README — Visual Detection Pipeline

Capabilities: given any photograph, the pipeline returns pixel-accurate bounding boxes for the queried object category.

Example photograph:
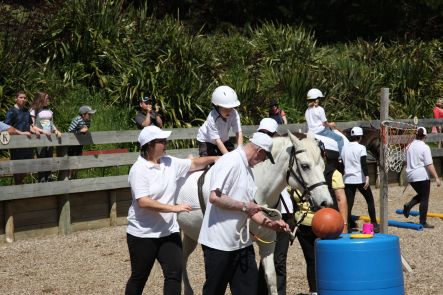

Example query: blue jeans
[317,128,344,154]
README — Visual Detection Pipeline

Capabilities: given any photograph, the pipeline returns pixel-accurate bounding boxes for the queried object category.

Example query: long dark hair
[31,92,49,113]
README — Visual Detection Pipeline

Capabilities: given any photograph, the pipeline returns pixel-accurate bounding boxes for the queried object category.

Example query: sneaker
[310,292,318,295]
[422,223,434,229]
[403,204,411,218]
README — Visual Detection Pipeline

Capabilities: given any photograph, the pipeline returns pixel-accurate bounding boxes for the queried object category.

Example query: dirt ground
[0,184,442,295]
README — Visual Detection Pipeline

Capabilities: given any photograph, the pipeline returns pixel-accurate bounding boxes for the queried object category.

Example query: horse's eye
[301,164,310,171]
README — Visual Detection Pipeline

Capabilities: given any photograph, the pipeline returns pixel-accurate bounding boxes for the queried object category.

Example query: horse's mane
[270,134,321,163]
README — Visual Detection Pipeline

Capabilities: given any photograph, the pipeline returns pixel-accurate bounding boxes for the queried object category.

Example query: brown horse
[341,126,380,162]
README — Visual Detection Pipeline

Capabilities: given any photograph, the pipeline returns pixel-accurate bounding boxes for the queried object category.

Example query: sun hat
[79,105,96,115]
[138,125,171,146]
[351,126,363,136]
[417,126,427,136]
[257,118,278,134]
[250,132,275,164]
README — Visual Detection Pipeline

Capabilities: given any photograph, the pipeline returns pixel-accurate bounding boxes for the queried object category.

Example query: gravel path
[0,184,442,295]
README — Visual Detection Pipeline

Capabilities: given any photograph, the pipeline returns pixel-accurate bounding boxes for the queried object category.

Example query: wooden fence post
[109,190,117,226]
[58,194,72,235]
[379,88,389,234]
[5,201,14,243]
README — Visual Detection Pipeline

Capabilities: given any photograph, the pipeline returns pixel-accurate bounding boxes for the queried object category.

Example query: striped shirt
[68,115,90,133]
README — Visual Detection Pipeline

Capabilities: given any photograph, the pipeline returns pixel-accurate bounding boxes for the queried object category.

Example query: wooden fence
[1,119,442,242]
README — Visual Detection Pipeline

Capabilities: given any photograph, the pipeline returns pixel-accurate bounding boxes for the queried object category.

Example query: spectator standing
[432,98,443,148]
[134,95,163,129]
[30,92,62,182]
[269,100,288,125]
[4,91,34,184]
[403,127,441,228]
[198,132,289,295]
[305,88,344,154]
[341,126,379,233]
[125,126,217,295]
[197,85,243,156]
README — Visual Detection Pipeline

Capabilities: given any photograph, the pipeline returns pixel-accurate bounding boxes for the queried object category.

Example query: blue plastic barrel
[315,234,404,295]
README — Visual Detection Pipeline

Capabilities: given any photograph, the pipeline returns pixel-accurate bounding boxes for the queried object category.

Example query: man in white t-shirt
[403,127,441,228]
[198,132,290,295]
[341,126,379,233]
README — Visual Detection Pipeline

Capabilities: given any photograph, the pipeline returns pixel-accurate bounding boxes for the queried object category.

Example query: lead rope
[239,206,283,244]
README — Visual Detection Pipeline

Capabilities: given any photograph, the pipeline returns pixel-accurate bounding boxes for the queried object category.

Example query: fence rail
[0,119,442,242]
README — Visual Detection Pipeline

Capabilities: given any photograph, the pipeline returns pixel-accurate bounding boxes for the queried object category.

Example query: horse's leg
[261,252,278,295]
[182,232,198,295]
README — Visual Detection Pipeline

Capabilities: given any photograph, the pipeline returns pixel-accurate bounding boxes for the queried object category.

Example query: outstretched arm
[427,164,441,187]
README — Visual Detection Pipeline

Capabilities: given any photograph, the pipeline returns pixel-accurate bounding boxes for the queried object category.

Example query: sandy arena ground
[0,184,442,295]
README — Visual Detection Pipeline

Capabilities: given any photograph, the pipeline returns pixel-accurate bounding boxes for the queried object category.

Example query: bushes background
[1,0,443,131]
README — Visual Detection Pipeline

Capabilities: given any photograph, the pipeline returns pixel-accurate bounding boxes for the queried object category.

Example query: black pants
[198,141,235,156]
[296,225,317,293]
[407,180,431,224]
[345,183,377,228]
[257,213,296,295]
[202,244,258,295]
[125,232,183,295]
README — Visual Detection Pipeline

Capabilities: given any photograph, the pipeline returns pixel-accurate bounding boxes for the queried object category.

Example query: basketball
[311,208,344,239]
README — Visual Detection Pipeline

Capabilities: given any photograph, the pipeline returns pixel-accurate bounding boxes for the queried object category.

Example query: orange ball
[311,208,344,239]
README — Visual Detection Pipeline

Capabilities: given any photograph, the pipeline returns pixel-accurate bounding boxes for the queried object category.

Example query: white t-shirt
[197,108,242,143]
[198,147,257,251]
[342,142,367,184]
[127,155,191,238]
[406,139,433,182]
[305,106,326,133]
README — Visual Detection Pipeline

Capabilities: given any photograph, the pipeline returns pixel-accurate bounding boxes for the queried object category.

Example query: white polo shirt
[197,108,242,143]
[406,139,433,182]
[305,106,326,133]
[198,147,257,251]
[127,155,191,238]
[342,142,367,184]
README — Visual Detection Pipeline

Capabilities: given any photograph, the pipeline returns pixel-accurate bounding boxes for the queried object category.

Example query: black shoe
[403,204,410,218]
[372,223,380,233]
[421,223,434,229]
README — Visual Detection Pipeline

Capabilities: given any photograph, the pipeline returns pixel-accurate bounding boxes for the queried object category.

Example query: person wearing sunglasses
[125,126,218,295]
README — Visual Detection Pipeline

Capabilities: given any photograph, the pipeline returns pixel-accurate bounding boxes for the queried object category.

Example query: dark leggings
[296,225,317,293]
[407,180,431,224]
[198,141,235,156]
[125,232,183,295]
[345,183,377,227]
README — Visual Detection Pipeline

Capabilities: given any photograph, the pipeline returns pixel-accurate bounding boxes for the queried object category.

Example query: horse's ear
[288,131,301,147]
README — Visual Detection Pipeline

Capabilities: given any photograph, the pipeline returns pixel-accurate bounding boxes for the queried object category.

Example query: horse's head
[286,132,334,210]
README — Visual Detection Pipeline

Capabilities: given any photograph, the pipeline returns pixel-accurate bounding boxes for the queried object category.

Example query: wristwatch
[241,202,247,212]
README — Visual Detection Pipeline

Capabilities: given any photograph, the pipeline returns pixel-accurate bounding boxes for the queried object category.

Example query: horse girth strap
[197,168,210,214]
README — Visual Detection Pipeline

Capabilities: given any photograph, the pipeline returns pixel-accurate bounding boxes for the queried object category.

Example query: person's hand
[329,122,336,129]
[436,178,441,187]
[269,219,290,232]
[54,130,62,138]
[43,130,52,136]
[173,204,192,213]
[80,126,88,133]
[18,131,32,138]
[244,202,261,217]
[363,176,370,190]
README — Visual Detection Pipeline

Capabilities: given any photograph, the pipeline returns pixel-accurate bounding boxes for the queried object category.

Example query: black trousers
[202,244,258,295]
[407,180,431,224]
[345,183,377,228]
[257,213,296,295]
[296,225,317,293]
[125,232,183,295]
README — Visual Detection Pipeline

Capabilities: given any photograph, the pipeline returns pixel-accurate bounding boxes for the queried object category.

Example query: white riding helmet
[351,126,363,136]
[211,86,240,108]
[307,88,324,100]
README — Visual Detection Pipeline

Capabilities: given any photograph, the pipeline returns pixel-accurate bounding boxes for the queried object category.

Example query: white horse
[176,132,333,295]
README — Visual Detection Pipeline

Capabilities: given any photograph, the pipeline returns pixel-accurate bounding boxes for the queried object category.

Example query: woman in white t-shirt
[305,88,344,154]
[197,85,243,156]
[403,127,441,228]
[125,126,218,295]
